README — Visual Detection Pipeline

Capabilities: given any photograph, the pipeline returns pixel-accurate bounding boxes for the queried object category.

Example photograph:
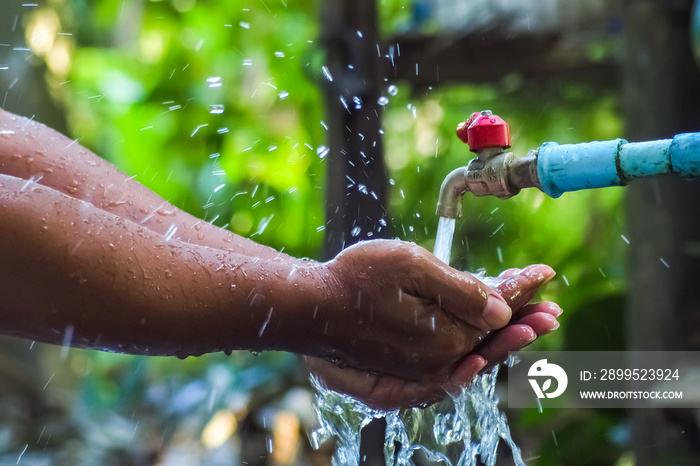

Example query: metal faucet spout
[436,166,470,219]
[435,151,541,219]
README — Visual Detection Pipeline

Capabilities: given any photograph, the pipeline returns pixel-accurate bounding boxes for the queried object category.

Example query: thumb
[419,259,512,331]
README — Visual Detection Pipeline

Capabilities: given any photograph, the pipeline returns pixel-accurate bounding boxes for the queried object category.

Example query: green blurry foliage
[22,0,630,463]
[65,0,326,258]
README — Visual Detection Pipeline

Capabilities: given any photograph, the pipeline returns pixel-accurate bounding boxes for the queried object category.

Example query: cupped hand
[307,256,559,411]
[317,239,513,382]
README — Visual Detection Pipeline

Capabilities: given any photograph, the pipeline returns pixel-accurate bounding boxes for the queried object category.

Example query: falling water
[311,217,525,465]
[434,216,456,264]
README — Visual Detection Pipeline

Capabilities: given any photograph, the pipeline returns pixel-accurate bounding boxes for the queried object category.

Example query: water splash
[311,365,524,465]
[312,215,525,465]
[322,65,333,82]
[206,76,222,88]
[316,145,329,159]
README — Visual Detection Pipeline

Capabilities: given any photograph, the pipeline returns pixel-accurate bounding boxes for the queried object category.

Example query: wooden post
[624,0,700,463]
[0,2,68,134]
[319,1,389,463]
[319,0,389,260]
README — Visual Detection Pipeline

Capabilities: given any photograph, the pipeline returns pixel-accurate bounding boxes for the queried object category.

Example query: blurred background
[1,0,699,464]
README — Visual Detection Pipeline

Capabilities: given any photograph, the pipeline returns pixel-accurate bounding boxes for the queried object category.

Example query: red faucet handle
[456,110,511,153]
[456,119,471,144]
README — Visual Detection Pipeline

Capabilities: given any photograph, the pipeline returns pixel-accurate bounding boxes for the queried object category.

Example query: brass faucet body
[436,148,541,219]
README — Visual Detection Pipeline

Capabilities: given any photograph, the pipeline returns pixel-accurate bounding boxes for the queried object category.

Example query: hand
[306,262,559,411]
[316,239,513,382]
[474,267,561,372]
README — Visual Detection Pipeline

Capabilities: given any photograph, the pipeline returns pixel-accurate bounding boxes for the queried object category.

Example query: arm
[0,172,329,357]
[0,108,560,407]
[0,174,514,376]
[0,108,289,261]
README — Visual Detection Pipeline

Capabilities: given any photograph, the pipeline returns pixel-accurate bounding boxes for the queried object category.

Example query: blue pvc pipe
[537,132,700,198]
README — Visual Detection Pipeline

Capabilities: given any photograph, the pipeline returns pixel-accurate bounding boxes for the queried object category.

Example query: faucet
[437,110,700,219]
[436,111,540,218]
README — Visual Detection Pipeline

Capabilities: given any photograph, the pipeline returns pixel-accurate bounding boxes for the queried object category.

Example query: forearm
[0,108,296,263]
[0,173,332,357]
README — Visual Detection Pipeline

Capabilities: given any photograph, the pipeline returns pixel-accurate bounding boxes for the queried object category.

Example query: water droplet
[351,226,361,237]
[388,84,398,96]
[61,324,74,359]
[321,65,333,82]
[278,90,289,100]
[209,104,225,115]
[66,179,80,193]
[377,96,389,106]
[206,76,222,88]
[164,225,178,242]
[316,145,329,159]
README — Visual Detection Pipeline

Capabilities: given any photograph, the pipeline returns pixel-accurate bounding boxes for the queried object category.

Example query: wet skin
[0,108,560,409]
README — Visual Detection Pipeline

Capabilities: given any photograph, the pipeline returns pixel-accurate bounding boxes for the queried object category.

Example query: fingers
[515,301,563,319]
[424,263,554,332]
[303,300,562,410]
[336,240,513,331]
[421,260,512,331]
[440,354,489,397]
[474,303,562,372]
[489,264,556,311]
[304,355,488,411]
[473,325,536,371]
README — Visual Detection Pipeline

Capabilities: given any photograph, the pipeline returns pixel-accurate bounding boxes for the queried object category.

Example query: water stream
[311,217,525,465]
[433,217,456,264]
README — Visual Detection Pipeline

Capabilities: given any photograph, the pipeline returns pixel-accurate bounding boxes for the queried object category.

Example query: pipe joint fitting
[436,150,540,218]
